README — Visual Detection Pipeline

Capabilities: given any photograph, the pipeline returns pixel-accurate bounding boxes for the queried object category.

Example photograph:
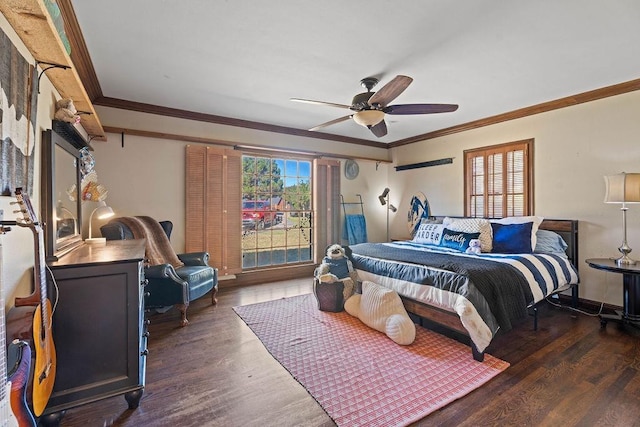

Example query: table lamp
[604,172,640,265]
[86,201,115,244]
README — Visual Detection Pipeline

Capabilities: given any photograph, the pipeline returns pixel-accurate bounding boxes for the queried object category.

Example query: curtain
[313,159,340,263]
[185,145,242,276]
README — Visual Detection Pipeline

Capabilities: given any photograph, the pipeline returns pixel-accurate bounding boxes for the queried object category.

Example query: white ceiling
[71,0,640,144]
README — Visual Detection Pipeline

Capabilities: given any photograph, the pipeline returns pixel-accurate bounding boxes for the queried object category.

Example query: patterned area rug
[233,294,509,427]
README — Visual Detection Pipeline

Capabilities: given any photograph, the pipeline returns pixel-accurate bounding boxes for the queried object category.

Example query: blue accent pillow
[439,228,480,252]
[534,229,569,257]
[491,222,534,253]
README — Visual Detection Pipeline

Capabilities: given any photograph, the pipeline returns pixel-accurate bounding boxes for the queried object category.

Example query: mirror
[42,128,83,261]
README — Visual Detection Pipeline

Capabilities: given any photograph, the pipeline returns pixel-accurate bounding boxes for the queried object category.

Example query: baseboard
[555,293,620,314]
[219,264,316,288]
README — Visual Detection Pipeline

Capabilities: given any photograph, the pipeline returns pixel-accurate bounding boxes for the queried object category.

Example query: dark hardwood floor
[57,279,640,427]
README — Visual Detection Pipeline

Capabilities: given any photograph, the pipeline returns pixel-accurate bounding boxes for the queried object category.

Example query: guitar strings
[45,264,60,315]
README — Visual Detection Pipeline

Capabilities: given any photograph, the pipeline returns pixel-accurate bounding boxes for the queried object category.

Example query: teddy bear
[344,281,416,345]
[314,244,358,301]
[465,239,482,255]
[54,98,81,124]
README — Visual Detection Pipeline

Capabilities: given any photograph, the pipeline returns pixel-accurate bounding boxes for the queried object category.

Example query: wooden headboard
[538,219,579,268]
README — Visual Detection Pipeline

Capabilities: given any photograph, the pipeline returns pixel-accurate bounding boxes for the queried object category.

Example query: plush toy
[344,281,416,345]
[314,244,358,301]
[54,98,81,124]
[466,239,482,255]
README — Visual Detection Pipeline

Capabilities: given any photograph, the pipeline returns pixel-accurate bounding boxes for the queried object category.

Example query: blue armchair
[101,217,218,326]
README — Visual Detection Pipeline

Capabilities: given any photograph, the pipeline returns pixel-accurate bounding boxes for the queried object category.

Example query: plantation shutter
[465,139,533,218]
[313,159,340,263]
[185,145,242,276]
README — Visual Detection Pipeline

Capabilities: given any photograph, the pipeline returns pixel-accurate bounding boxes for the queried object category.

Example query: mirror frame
[41,128,83,261]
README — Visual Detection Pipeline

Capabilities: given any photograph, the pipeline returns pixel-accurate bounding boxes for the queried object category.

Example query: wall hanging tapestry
[0,27,37,196]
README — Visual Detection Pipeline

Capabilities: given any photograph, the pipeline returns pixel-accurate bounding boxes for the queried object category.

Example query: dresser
[40,240,148,425]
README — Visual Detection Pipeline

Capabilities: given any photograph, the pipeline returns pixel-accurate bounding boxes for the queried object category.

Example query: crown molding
[390,77,640,148]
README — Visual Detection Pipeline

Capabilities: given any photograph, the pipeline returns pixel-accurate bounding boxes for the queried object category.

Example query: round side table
[585,258,640,330]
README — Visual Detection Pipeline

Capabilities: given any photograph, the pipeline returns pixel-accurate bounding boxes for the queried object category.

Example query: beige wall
[388,90,640,305]
[91,106,391,253]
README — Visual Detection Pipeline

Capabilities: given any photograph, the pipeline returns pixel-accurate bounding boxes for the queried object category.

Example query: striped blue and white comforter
[348,241,579,353]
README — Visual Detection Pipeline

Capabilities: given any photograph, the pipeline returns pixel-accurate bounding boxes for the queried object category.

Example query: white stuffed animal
[465,239,482,255]
[344,281,416,345]
[314,244,358,301]
[54,98,81,124]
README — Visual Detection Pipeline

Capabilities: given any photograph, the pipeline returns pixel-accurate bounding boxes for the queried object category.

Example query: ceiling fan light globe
[352,110,385,127]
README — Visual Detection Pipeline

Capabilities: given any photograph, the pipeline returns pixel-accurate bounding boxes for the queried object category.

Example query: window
[242,155,313,268]
[464,139,533,218]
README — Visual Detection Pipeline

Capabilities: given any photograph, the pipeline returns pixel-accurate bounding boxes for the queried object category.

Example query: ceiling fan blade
[367,75,413,108]
[309,115,352,131]
[369,120,387,138]
[290,98,351,109]
[383,103,459,115]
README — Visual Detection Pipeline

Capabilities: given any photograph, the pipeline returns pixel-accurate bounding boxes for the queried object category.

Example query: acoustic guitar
[1,232,36,425]
[12,188,57,417]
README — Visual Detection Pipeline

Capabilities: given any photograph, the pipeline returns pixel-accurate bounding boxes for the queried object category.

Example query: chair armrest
[145,264,186,284]
[177,252,210,266]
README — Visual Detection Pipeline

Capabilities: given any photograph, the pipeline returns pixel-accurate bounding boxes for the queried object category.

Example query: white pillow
[412,223,445,246]
[491,216,544,250]
[442,217,492,252]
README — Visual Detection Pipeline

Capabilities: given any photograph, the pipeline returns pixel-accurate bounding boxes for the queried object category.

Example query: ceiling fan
[291,75,458,138]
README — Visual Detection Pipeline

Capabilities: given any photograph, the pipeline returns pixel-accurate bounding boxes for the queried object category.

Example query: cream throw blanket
[117,216,184,268]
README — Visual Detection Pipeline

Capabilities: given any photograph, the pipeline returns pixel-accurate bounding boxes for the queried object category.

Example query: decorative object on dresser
[86,201,114,244]
[7,188,57,417]
[604,172,640,265]
[101,217,218,326]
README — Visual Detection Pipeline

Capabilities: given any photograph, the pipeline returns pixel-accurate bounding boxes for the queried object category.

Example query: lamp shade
[87,201,115,244]
[92,201,115,219]
[352,110,385,127]
[604,172,640,204]
[378,187,390,205]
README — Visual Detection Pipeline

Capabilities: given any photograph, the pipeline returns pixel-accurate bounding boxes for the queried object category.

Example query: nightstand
[585,258,640,331]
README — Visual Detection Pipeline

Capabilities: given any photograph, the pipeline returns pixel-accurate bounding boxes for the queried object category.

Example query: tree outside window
[242,155,312,268]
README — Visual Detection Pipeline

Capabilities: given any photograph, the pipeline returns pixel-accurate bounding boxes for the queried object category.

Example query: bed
[347,217,579,361]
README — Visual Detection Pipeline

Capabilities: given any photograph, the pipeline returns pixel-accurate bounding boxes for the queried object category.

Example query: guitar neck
[14,190,49,308]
